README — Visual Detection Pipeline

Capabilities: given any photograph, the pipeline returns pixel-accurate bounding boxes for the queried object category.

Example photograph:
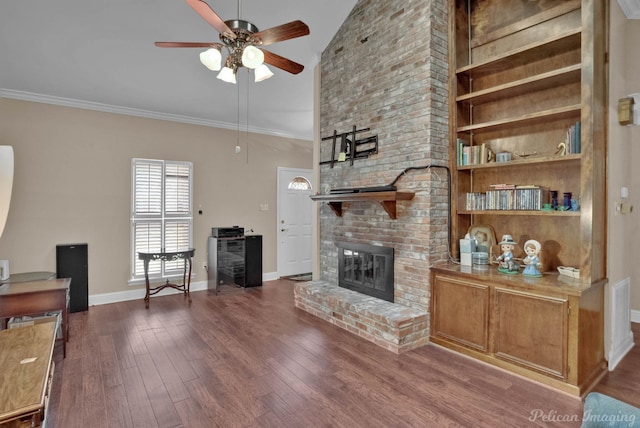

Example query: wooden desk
[0,278,70,358]
[138,249,194,309]
[0,322,56,427]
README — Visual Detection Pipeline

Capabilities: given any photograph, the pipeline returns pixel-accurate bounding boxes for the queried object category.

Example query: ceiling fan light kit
[254,64,274,82]
[241,45,264,69]
[217,64,237,84]
[199,47,222,71]
[156,0,310,84]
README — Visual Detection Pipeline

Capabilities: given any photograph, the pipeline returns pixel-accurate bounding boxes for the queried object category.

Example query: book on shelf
[465,185,549,211]
[457,139,490,166]
[457,138,468,166]
[565,121,581,154]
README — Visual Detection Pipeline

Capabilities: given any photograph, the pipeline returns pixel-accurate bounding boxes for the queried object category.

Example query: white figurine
[522,239,542,277]
[496,234,519,274]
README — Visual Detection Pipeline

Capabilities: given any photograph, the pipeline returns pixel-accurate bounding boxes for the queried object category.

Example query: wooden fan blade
[253,20,309,46]
[262,49,304,74]
[185,0,235,39]
[155,42,222,48]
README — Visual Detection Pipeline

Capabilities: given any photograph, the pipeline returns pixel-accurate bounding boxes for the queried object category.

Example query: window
[288,176,312,190]
[130,159,193,281]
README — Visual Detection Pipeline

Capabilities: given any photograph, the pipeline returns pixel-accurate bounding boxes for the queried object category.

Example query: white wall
[608,1,640,319]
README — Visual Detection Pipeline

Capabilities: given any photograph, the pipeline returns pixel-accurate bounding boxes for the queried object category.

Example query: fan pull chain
[246,76,250,164]
[235,82,241,154]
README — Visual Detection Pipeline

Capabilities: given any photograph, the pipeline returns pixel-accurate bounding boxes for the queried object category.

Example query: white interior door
[277,167,313,277]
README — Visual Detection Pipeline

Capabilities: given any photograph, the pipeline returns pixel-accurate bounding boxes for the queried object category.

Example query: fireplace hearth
[337,242,394,302]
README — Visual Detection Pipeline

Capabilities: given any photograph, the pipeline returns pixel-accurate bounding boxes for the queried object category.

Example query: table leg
[63,305,69,358]
[187,257,192,304]
[143,259,150,309]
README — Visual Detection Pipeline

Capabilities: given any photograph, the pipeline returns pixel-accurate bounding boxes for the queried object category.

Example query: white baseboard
[632,309,640,323]
[88,272,279,306]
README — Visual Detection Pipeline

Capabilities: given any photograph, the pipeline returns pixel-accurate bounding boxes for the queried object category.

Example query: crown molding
[0,88,308,140]
[618,0,640,19]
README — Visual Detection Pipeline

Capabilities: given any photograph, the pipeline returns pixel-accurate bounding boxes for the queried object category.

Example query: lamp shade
[241,46,264,69]
[254,64,274,82]
[199,48,222,71]
[0,146,14,240]
[217,66,237,84]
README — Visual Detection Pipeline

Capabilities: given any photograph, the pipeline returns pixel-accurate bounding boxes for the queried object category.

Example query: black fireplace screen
[337,242,394,302]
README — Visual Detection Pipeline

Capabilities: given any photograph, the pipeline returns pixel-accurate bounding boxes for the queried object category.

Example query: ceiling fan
[155,0,310,84]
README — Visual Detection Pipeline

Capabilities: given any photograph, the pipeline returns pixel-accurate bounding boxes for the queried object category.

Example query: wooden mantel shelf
[310,191,415,219]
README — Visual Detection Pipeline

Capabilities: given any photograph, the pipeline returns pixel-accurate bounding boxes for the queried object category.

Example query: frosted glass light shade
[241,46,264,69]
[217,66,237,84]
[199,48,222,71]
[0,146,14,239]
[254,64,274,82]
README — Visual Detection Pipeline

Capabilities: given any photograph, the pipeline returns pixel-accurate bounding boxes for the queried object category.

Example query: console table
[138,248,195,309]
[0,322,56,427]
[0,278,70,358]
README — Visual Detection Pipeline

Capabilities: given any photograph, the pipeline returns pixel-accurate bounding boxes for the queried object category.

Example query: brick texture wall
[319,0,449,313]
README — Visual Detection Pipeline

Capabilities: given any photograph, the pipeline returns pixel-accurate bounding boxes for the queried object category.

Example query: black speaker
[244,235,262,287]
[56,243,88,312]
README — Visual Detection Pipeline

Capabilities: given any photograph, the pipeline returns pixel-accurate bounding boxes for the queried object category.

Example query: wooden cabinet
[494,288,568,378]
[431,275,489,352]
[430,266,606,396]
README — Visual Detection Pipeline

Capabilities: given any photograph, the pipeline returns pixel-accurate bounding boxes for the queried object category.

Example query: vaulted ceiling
[0,0,357,140]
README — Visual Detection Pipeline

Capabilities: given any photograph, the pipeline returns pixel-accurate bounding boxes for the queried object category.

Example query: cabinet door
[431,275,489,351]
[494,288,568,378]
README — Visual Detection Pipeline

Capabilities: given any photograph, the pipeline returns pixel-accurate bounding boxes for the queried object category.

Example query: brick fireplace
[294,0,449,353]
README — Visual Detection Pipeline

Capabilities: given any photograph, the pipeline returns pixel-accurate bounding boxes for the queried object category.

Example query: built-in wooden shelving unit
[430,0,608,397]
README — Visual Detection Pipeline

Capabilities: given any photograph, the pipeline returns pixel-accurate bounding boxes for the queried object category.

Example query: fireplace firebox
[337,242,394,302]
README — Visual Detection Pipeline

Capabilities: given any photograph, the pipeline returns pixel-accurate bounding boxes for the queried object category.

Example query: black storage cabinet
[56,243,88,312]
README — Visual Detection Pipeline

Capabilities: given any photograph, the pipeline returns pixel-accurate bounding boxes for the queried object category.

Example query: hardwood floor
[46,279,637,428]
[592,322,640,408]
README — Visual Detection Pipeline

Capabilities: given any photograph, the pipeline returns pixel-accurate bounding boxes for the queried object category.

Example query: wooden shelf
[457,153,581,171]
[310,191,415,219]
[458,209,580,217]
[456,28,581,77]
[457,104,581,133]
[456,64,582,105]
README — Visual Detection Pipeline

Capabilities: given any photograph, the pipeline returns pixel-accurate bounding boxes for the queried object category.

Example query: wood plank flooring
[46,279,638,428]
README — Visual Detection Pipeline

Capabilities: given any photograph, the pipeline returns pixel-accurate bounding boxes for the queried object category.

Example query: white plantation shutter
[164,163,191,214]
[134,161,162,215]
[131,159,193,280]
[133,221,162,276]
